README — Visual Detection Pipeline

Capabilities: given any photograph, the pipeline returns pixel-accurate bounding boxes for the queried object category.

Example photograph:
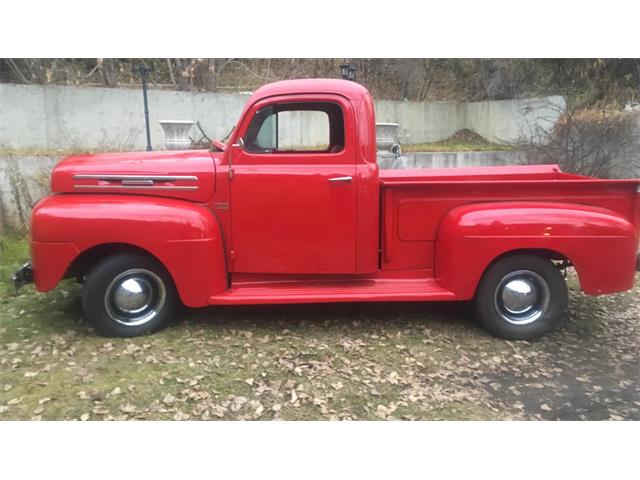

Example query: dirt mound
[443,129,490,144]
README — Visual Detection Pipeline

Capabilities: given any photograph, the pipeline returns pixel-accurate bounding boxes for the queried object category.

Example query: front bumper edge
[11,262,34,294]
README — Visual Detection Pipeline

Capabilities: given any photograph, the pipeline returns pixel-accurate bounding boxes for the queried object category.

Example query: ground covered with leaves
[1,237,638,420]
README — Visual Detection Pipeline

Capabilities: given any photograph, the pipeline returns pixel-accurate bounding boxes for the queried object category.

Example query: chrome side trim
[74,185,198,191]
[73,174,198,181]
[121,179,155,186]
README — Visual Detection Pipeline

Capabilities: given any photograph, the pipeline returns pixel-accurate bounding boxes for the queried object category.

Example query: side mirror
[232,137,245,149]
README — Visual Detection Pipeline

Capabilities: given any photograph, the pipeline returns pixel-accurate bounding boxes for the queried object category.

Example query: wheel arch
[67,242,171,279]
[475,248,570,296]
[461,248,572,300]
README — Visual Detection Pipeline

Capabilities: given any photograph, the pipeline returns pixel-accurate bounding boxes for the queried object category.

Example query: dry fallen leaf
[173,411,190,421]
[540,404,551,411]
[163,393,176,405]
[231,396,248,412]
[80,413,90,421]
[120,403,137,414]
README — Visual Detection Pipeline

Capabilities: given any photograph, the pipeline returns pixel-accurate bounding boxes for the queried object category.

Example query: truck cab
[18,79,640,340]
[221,80,379,275]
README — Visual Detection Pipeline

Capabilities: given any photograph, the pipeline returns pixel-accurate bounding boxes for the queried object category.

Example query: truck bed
[379,164,640,272]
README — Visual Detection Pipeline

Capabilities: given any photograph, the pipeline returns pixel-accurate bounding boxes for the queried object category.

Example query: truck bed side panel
[381,179,639,296]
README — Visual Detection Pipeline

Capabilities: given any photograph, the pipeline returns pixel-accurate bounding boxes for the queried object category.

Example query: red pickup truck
[14,79,640,340]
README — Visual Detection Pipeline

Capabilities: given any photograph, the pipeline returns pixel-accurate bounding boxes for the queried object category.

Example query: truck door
[229,96,357,274]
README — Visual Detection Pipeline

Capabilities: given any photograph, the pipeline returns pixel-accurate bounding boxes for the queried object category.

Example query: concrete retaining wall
[378,151,532,170]
[0,84,250,151]
[0,83,565,150]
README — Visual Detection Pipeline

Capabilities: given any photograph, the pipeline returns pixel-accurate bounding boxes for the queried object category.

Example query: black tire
[82,252,179,337]
[473,254,568,340]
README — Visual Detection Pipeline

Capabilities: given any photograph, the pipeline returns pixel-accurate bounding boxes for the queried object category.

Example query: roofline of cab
[247,79,371,104]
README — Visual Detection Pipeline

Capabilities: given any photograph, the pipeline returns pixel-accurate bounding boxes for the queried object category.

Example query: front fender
[31,194,227,307]
[435,201,638,299]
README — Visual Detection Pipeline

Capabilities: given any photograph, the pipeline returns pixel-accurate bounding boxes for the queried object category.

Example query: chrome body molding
[74,185,198,191]
[72,174,199,191]
[73,174,199,181]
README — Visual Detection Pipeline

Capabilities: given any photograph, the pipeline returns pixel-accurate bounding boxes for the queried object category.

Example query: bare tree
[99,58,119,87]
[418,59,436,101]
[517,104,640,178]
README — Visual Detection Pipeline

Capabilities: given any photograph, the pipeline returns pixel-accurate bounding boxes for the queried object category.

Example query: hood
[51,150,221,203]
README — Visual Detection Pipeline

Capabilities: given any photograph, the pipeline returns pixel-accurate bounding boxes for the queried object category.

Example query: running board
[208,277,456,305]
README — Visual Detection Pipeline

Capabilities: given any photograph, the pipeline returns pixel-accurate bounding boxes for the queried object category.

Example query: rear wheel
[82,253,179,337]
[473,254,568,340]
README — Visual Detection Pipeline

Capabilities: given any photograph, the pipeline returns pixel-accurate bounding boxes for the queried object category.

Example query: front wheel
[473,254,568,340]
[82,253,179,337]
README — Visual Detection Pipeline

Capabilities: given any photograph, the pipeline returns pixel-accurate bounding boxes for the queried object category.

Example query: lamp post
[133,64,153,151]
[339,63,356,82]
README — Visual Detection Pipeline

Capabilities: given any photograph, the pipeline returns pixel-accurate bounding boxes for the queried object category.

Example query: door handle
[328,176,353,182]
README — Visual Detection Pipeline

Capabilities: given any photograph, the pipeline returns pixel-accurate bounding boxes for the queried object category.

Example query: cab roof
[249,79,371,103]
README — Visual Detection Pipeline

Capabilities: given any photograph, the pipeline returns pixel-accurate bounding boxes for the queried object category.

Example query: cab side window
[244,102,345,154]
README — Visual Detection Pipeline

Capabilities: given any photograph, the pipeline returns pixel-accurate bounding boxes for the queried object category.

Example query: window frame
[235,94,354,164]
[244,101,344,154]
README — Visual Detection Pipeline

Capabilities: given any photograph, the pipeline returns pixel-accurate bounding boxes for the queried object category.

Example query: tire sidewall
[474,254,568,340]
[82,253,179,337]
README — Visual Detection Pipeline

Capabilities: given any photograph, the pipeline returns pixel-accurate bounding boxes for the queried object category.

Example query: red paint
[29,79,640,308]
[435,201,637,298]
[51,149,219,203]
[31,195,227,307]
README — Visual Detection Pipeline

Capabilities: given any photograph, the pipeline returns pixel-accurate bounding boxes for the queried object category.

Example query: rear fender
[435,202,638,299]
[31,194,227,307]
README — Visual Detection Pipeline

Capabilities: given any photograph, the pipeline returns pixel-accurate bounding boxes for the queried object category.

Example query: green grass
[0,237,30,296]
[1,236,639,420]
[402,140,513,153]
[0,147,101,157]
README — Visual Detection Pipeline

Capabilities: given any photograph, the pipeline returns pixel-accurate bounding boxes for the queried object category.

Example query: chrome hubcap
[104,269,166,326]
[494,270,550,325]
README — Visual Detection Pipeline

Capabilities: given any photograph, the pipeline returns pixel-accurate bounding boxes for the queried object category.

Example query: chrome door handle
[328,176,353,182]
